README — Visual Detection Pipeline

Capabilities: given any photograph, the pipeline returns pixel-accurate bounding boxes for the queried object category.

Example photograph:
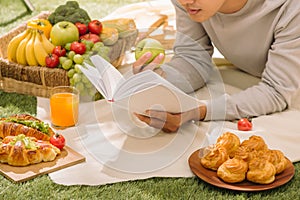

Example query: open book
[79,55,202,114]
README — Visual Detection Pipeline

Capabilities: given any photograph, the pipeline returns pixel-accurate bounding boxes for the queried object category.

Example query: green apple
[50,21,79,46]
[135,38,165,64]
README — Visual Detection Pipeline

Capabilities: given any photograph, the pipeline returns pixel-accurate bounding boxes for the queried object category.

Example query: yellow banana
[34,31,49,66]
[16,29,32,65]
[25,30,39,66]
[7,29,31,63]
[40,30,55,54]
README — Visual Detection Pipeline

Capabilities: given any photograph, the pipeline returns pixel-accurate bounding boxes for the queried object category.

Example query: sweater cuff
[201,94,228,121]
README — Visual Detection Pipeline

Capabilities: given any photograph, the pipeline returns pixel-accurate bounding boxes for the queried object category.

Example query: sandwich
[0,114,55,141]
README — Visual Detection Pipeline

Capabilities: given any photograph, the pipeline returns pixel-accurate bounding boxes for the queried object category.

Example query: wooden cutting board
[0,146,85,183]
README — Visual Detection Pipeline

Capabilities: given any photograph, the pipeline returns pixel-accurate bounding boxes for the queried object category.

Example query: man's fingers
[146,110,181,124]
[132,52,152,74]
[150,53,165,68]
[132,53,165,74]
[134,111,181,133]
[134,113,164,129]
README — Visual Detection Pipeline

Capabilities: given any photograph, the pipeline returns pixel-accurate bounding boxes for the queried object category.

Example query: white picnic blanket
[37,70,300,185]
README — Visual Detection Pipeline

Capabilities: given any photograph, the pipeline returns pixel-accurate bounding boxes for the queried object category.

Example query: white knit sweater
[161,0,300,120]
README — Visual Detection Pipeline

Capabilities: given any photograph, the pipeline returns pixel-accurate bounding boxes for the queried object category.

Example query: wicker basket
[0,11,138,98]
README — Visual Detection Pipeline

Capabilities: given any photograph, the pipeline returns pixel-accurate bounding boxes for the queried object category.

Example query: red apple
[52,46,66,57]
[45,54,59,68]
[70,41,86,55]
[80,33,101,43]
[88,20,102,34]
[75,22,88,36]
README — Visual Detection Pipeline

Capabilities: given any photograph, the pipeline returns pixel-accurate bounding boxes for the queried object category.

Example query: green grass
[0,0,300,199]
[0,0,145,36]
[0,91,36,118]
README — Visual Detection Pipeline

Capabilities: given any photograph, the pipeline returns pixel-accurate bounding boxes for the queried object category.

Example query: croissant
[240,135,268,152]
[217,158,248,183]
[247,157,276,184]
[262,149,288,174]
[0,114,55,141]
[0,134,60,166]
[216,132,240,158]
[9,113,41,121]
[200,146,229,171]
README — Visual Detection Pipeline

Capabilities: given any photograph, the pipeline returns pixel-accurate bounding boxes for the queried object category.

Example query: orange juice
[50,92,79,128]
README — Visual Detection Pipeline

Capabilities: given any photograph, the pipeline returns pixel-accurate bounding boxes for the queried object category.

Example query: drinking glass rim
[50,86,80,96]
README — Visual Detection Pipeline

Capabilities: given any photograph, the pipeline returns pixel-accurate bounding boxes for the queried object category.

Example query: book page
[90,55,125,100]
[113,70,202,114]
[113,70,161,99]
[79,63,109,99]
[114,83,202,114]
[80,55,125,100]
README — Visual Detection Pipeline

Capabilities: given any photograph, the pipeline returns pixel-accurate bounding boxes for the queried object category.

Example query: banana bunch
[7,28,55,66]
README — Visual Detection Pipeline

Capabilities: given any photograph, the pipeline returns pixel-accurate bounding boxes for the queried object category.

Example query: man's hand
[132,52,166,77]
[134,110,183,133]
[134,106,207,133]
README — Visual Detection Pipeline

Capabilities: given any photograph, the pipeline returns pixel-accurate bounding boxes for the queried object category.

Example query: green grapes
[59,41,112,101]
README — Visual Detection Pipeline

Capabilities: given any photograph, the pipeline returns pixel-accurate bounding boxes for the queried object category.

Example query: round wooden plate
[188,149,295,191]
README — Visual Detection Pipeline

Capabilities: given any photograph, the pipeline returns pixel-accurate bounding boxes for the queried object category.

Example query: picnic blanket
[36,74,300,185]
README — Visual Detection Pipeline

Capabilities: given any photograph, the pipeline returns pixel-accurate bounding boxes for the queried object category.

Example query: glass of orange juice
[50,86,79,129]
